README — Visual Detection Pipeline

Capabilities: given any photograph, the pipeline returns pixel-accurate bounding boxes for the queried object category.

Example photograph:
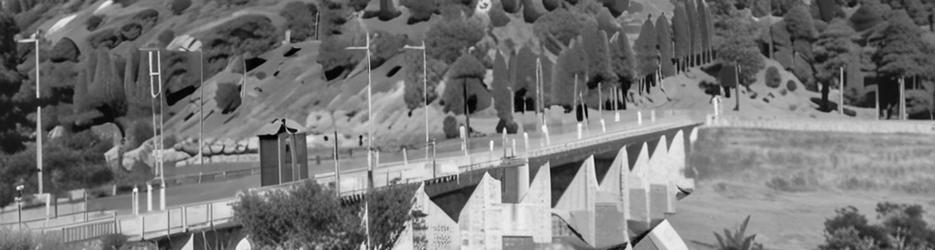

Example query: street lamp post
[402,41,429,164]
[346,33,373,249]
[16,32,42,195]
[176,43,205,172]
[15,185,24,230]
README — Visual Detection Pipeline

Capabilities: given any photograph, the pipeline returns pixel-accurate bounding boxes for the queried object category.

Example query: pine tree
[492,50,513,121]
[814,19,859,111]
[672,2,691,72]
[610,29,635,109]
[581,24,616,87]
[551,37,589,106]
[656,14,676,77]
[699,0,714,63]
[686,0,702,66]
[634,15,658,93]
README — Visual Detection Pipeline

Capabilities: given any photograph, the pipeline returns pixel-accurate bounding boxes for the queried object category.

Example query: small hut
[257,118,308,186]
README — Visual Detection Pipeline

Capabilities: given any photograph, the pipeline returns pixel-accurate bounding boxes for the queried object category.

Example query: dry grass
[689,128,935,194]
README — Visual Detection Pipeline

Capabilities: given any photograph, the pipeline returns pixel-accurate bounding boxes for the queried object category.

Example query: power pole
[16,32,42,195]
[345,33,373,249]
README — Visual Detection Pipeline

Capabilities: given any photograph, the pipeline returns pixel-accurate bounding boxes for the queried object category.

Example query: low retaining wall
[707,116,935,134]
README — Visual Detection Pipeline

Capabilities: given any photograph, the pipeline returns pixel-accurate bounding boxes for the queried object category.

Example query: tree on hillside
[602,0,629,17]
[511,46,538,110]
[502,0,521,13]
[873,10,935,116]
[281,1,319,42]
[522,0,548,23]
[850,0,892,31]
[403,54,446,111]
[656,14,676,77]
[814,19,859,111]
[400,0,438,24]
[581,24,616,88]
[551,37,589,107]
[686,0,703,66]
[425,16,485,64]
[492,50,513,121]
[442,53,491,132]
[673,2,691,72]
[596,8,620,35]
[881,0,930,26]
[716,8,764,111]
[533,8,596,54]
[317,35,363,81]
[784,4,818,89]
[0,10,29,153]
[697,0,713,64]
[610,29,635,109]
[634,16,658,94]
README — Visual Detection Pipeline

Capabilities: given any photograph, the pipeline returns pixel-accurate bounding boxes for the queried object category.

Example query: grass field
[670,127,935,250]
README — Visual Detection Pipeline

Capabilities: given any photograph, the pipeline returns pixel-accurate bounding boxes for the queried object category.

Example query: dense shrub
[400,0,438,24]
[317,35,362,81]
[319,0,352,38]
[132,9,160,30]
[442,54,491,115]
[489,1,511,27]
[786,80,797,92]
[533,8,595,54]
[157,29,175,47]
[819,203,935,250]
[200,15,280,76]
[0,228,66,250]
[49,37,80,63]
[119,22,143,41]
[0,130,114,207]
[443,115,459,138]
[521,0,546,23]
[217,0,250,7]
[86,15,104,31]
[168,0,191,15]
[281,1,319,42]
[502,0,520,13]
[495,119,519,134]
[425,16,485,64]
[712,216,765,250]
[215,82,242,114]
[370,31,407,69]
[403,55,445,111]
[233,181,415,248]
[87,28,121,49]
[765,66,781,88]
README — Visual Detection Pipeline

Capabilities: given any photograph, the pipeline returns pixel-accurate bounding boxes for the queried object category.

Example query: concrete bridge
[17,111,704,248]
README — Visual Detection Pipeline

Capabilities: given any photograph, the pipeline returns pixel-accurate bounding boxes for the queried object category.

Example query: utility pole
[402,41,429,163]
[734,64,741,111]
[899,77,906,120]
[345,33,373,249]
[16,31,42,195]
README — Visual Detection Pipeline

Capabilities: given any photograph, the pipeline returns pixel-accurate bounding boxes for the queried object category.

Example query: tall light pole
[346,33,373,249]
[175,41,205,171]
[16,31,41,195]
[402,41,429,163]
[139,47,165,210]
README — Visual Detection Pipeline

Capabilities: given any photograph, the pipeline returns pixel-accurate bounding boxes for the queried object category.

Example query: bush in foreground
[713,215,765,250]
[820,203,935,250]
[0,228,66,250]
[233,181,416,249]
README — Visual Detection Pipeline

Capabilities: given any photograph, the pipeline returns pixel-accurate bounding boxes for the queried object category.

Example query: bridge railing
[37,109,704,243]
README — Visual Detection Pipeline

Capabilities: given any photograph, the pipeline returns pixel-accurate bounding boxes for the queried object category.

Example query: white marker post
[651,110,656,123]
[159,181,166,211]
[523,132,529,156]
[146,183,153,212]
[542,124,551,146]
[132,186,139,215]
[637,111,643,125]
[577,122,583,140]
